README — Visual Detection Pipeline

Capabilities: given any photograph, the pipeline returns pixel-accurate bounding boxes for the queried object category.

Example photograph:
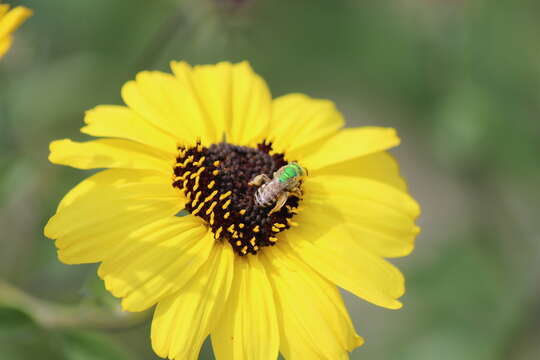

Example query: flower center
[172,141,302,256]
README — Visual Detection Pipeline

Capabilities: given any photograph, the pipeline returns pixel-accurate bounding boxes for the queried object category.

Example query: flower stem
[0,279,150,330]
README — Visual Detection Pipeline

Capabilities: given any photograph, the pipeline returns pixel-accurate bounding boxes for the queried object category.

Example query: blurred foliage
[1,0,539,359]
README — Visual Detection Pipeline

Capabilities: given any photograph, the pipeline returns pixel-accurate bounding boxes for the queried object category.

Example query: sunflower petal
[285,187,407,310]
[45,169,184,265]
[81,105,177,154]
[228,62,272,145]
[98,219,214,312]
[313,151,407,191]
[212,256,279,360]
[0,5,9,17]
[269,94,344,158]
[285,224,405,309]
[304,175,420,257]
[0,35,13,58]
[262,246,363,360]
[151,241,234,360]
[0,6,32,39]
[121,71,214,144]
[170,61,229,144]
[301,127,400,171]
[170,61,273,146]
[49,138,172,174]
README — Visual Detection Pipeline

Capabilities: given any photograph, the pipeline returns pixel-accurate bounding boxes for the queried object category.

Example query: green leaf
[0,305,35,329]
[0,306,65,360]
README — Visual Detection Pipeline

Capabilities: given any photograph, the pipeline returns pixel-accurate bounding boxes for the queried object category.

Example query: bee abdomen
[254,187,276,207]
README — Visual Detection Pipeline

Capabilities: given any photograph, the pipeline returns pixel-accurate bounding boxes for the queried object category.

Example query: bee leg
[268,192,289,215]
[249,174,271,187]
[290,187,303,199]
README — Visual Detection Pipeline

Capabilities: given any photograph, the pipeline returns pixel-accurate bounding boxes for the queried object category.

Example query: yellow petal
[121,70,213,145]
[304,175,420,257]
[0,35,13,58]
[98,219,214,312]
[286,231,404,309]
[151,241,234,360]
[0,6,32,40]
[301,127,400,171]
[262,246,363,360]
[227,62,272,145]
[81,105,177,154]
[49,138,172,174]
[45,169,183,264]
[269,94,344,158]
[170,61,229,144]
[0,5,9,18]
[284,202,405,309]
[313,151,407,191]
[212,256,279,360]
[170,61,272,146]
[305,175,420,219]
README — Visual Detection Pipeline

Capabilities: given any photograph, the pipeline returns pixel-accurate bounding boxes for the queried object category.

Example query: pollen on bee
[253,225,260,233]
[212,169,219,176]
[213,160,220,167]
[239,209,247,215]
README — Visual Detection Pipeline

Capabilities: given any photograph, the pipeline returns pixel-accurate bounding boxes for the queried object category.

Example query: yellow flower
[0,4,32,59]
[45,61,421,359]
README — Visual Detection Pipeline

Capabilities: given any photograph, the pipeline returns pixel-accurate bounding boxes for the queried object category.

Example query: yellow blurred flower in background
[0,4,32,58]
[45,61,420,359]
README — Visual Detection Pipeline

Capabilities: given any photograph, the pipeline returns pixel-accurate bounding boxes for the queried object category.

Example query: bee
[248,162,306,215]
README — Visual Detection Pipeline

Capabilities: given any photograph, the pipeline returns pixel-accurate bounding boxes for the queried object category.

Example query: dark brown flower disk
[172,141,301,256]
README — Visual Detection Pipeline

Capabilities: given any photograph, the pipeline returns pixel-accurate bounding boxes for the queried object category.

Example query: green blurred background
[1,0,539,359]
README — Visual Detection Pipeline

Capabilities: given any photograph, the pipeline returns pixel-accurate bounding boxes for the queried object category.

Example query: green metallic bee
[249,162,306,215]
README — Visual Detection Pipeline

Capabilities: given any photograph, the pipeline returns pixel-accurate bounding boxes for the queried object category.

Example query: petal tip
[43,216,56,239]
[387,299,403,310]
[48,139,71,163]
